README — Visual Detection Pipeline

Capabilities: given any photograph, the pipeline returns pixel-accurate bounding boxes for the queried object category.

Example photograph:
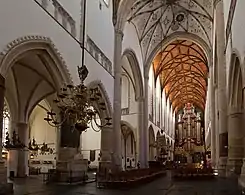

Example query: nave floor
[13,171,242,195]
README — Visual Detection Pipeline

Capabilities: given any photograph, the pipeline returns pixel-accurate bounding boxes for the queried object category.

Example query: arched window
[121,74,130,109]
[2,103,10,144]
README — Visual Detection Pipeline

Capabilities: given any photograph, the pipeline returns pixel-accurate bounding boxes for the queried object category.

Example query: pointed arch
[0,35,72,87]
[122,49,144,101]
[228,52,243,111]
[87,80,112,118]
[148,125,155,160]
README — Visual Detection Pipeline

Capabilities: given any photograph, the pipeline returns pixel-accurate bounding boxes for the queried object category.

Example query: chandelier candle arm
[44,66,112,133]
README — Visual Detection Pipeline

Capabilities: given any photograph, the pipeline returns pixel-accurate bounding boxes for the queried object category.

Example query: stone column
[57,121,87,182]
[0,75,4,161]
[99,126,113,173]
[240,89,245,182]
[137,98,144,164]
[0,75,6,182]
[215,0,228,176]
[210,68,217,168]
[16,122,28,177]
[227,109,243,175]
[139,74,149,168]
[112,29,123,171]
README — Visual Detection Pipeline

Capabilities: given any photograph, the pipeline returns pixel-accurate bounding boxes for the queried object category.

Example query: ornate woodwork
[175,103,204,156]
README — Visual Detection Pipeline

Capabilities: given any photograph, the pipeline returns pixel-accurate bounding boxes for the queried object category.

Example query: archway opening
[151,39,208,165]
[28,100,56,175]
[121,123,136,170]
[79,82,112,171]
[1,39,71,178]
[148,126,155,161]
[227,55,244,175]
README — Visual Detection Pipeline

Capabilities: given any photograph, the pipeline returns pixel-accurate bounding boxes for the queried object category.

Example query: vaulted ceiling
[153,39,208,112]
[127,0,213,62]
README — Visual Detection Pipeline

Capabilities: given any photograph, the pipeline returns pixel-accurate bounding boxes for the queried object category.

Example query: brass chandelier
[44,65,112,133]
[44,0,111,132]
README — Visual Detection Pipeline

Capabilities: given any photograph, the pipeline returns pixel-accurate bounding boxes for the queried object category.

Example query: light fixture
[4,131,25,150]
[30,153,34,159]
[44,66,112,132]
[43,0,111,133]
[28,138,39,151]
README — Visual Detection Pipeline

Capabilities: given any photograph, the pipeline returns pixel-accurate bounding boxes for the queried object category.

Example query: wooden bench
[97,168,166,189]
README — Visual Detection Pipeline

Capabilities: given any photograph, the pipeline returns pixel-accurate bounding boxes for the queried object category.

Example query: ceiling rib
[153,40,208,112]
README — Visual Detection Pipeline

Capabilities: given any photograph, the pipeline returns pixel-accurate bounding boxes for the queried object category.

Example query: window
[2,103,10,144]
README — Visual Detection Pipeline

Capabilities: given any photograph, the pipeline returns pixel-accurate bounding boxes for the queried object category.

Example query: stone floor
[12,171,242,195]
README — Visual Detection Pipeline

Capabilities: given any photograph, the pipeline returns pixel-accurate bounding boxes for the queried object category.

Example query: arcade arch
[0,36,72,177]
[148,125,155,161]
[121,121,136,170]
[121,49,144,165]
[227,54,244,175]
[81,81,113,169]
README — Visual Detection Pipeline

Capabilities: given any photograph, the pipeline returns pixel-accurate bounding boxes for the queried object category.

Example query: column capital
[228,107,244,116]
[214,0,222,8]
[144,72,149,80]
[136,96,144,102]
[114,28,124,40]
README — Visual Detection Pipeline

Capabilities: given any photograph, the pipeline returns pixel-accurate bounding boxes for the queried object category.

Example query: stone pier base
[218,157,227,177]
[0,161,13,194]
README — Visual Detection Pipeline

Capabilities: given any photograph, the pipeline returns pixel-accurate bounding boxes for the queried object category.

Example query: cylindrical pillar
[215,0,228,175]
[0,75,6,183]
[0,75,5,161]
[210,67,217,168]
[17,122,28,177]
[227,111,244,175]
[140,74,149,168]
[137,98,144,164]
[99,126,113,173]
[112,29,123,171]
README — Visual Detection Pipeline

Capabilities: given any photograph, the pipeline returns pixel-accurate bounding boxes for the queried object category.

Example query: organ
[175,103,204,163]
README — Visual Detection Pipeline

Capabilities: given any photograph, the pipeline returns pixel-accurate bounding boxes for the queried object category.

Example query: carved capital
[115,28,124,40]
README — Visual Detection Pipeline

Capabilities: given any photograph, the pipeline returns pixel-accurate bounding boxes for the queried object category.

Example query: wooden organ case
[175,103,204,163]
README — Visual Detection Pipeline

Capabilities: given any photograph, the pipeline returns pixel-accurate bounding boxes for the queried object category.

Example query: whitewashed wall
[0,0,81,84]
[85,0,114,103]
[224,0,245,85]
[122,23,144,83]
[81,119,101,168]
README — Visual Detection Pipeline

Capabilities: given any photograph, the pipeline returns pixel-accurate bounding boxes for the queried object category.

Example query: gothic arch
[87,80,112,118]
[148,125,155,160]
[227,51,244,175]
[148,125,155,142]
[121,120,135,134]
[228,52,243,111]
[122,49,144,101]
[0,36,73,122]
[0,35,72,85]
[115,0,133,31]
